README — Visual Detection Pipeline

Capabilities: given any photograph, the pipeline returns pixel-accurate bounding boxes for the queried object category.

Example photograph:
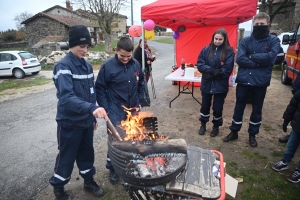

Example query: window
[0,53,13,62]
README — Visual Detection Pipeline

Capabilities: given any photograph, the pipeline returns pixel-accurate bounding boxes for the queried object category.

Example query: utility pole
[131,0,134,43]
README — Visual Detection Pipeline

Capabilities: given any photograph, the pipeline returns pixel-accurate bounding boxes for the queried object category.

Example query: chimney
[66,0,71,10]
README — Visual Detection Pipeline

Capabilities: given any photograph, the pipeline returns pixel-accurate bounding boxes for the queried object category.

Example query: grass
[91,40,119,52]
[0,76,52,93]
[224,149,300,200]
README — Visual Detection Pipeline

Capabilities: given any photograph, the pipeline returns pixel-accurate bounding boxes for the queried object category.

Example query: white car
[277,31,294,53]
[0,51,41,79]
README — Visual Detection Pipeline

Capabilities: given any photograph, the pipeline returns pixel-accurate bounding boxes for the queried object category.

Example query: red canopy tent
[141,0,258,69]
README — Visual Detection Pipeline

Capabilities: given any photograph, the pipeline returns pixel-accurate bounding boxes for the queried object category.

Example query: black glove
[202,73,213,80]
[282,120,289,132]
[211,68,222,78]
[292,90,296,95]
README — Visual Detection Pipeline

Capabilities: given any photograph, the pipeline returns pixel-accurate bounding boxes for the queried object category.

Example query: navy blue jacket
[95,54,145,126]
[236,34,280,87]
[292,70,300,94]
[283,90,300,133]
[53,52,96,128]
[197,45,234,94]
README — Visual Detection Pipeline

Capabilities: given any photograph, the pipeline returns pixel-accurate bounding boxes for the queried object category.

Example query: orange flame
[119,106,168,141]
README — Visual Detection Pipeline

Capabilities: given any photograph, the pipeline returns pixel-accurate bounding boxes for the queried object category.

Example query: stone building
[21,0,127,54]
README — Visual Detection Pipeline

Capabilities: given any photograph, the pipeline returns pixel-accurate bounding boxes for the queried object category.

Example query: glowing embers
[127,153,187,178]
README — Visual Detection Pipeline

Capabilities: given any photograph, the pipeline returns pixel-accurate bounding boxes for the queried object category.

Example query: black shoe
[249,135,257,147]
[84,178,104,197]
[223,131,238,142]
[109,170,119,184]
[210,126,219,137]
[53,187,71,200]
[279,135,290,143]
[199,123,206,135]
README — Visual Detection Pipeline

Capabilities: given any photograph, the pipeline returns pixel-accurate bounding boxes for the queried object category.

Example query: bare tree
[76,0,129,52]
[259,0,295,23]
[14,11,33,31]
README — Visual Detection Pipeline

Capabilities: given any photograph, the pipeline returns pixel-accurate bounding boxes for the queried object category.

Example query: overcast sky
[0,0,252,32]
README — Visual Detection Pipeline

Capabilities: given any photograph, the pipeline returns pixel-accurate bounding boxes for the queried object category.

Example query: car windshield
[18,52,36,59]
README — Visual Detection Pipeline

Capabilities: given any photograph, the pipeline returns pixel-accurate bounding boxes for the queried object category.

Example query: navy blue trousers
[199,92,227,126]
[49,124,96,187]
[230,84,267,135]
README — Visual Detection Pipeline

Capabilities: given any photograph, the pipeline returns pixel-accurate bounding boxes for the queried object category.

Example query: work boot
[109,170,119,184]
[223,131,238,142]
[53,187,71,200]
[279,134,290,143]
[199,123,206,135]
[84,177,104,197]
[210,126,219,137]
[249,135,257,147]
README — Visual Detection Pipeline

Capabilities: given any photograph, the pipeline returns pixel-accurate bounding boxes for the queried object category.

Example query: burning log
[111,138,187,156]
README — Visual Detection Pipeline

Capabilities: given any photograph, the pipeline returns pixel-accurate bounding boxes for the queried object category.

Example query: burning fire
[119,106,168,141]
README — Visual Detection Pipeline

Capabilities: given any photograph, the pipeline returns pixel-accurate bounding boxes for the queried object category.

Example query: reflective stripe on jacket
[53,52,96,128]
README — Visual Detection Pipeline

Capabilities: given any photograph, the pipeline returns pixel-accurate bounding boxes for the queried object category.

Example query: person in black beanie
[223,12,280,147]
[49,25,108,200]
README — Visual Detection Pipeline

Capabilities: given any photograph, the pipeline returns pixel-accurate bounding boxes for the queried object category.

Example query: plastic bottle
[181,57,185,70]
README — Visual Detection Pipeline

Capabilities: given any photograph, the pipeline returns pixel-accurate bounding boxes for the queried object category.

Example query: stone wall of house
[112,17,127,34]
[25,16,68,47]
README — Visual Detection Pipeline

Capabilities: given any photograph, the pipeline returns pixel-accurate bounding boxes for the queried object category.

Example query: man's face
[70,44,90,59]
[117,49,132,64]
[253,18,269,26]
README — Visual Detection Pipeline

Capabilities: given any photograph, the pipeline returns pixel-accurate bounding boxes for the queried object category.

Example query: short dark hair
[254,12,270,24]
[117,37,134,52]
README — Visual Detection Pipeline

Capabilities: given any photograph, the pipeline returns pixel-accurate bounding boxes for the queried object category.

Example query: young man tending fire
[95,37,145,184]
[50,25,108,200]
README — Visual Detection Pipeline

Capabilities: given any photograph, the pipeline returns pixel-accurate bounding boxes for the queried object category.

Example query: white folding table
[165,68,202,108]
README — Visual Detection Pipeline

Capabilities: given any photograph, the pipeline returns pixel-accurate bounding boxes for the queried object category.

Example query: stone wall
[0,41,28,49]
[293,0,300,28]
[25,16,68,47]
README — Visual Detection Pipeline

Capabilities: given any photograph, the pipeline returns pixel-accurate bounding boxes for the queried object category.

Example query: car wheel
[281,64,292,85]
[32,71,40,75]
[13,68,25,79]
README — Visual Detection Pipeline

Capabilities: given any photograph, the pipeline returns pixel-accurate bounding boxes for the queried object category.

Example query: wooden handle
[107,118,123,141]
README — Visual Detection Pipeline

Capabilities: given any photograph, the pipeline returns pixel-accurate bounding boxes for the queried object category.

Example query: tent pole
[174,38,176,67]
[141,20,145,71]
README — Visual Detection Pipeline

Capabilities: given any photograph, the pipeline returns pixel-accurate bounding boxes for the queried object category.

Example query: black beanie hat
[68,25,91,48]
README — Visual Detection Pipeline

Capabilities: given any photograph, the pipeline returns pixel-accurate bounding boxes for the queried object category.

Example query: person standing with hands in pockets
[196,28,234,137]
[49,25,108,200]
[223,12,280,147]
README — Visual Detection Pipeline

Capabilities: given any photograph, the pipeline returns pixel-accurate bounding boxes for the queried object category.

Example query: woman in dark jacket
[272,90,300,183]
[133,39,156,83]
[196,28,234,137]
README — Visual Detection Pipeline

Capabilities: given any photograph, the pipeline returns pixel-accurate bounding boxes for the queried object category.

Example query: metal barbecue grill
[107,117,225,200]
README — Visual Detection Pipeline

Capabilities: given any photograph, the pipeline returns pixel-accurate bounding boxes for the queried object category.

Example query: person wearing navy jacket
[49,25,108,200]
[196,28,234,137]
[223,12,280,147]
[95,37,145,185]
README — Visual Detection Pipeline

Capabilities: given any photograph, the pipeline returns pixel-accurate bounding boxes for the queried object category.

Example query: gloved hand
[202,73,213,80]
[292,90,296,95]
[282,120,289,132]
[211,68,222,78]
